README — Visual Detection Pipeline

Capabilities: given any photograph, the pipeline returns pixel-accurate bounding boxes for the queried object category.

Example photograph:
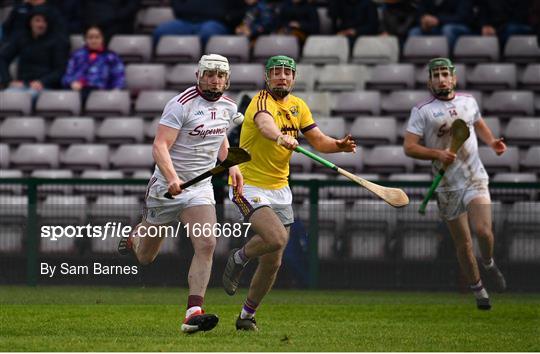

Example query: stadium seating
[109,144,154,171]
[492,172,538,201]
[365,64,415,91]
[85,90,131,117]
[108,35,153,63]
[11,144,60,170]
[97,117,145,144]
[0,91,32,117]
[467,63,517,91]
[482,117,501,140]
[69,34,84,52]
[381,90,429,119]
[295,92,332,116]
[155,35,201,63]
[48,117,95,144]
[134,90,177,117]
[351,35,399,64]
[76,170,124,196]
[503,117,540,146]
[503,35,540,64]
[317,200,347,259]
[0,144,9,169]
[60,144,110,171]
[205,35,250,63]
[321,173,380,201]
[316,64,369,91]
[453,36,500,63]
[228,64,265,91]
[253,35,300,62]
[145,117,160,141]
[31,169,74,195]
[363,145,414,174]
[166,64,198,91]
[0,169,23,195]
[289,150,313,173]
[135,6,175,33]
[483,91,534,117]
[294,64,317,91]
[88,195,140,225]
[521,146,540,173]
[331,91,381,117]
[403,36,449,64]
[0,117,46,143]
[505,201,540,262]
[311,149,364,175]
[125,64,166,93]
[519,64,540,91]
[0,195,27,223]
[35,91,81,117]
[350,117,397,145]
[301,35,349,64]
[313,117,346,140]
[478,146,519,173]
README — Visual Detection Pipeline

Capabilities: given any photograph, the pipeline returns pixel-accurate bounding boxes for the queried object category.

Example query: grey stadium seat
[134,90,177,117]
[0,169,23,195]
[0,195,27,224]
[312,117,346,140]
[316,64,369,91]
[492,172,538,201]
[505,202,540,262]
[402,36,449,64]
[331,91,381,117]
[294,64,317,91]
[0,117,45,143]
[381,90,429,119]
[253,35,299,62]
[166,64,198,91]
[108,35,152,63]
[110,144,154,171]
[77,170,125,196]
[48,117,95,144]
[493,172,537,183]
[521,146,540,173]
[0,144,9,169]
[317,200,347,259]
[70,34,84,52]
[350,117,397,145]
[205,35,250,63]
[126,64,166,93]
[453,36,499,63]
[483,91,534,117]
[229,64,265,91]
[363,145,414,174]
[536,94,540,114]
[482,117,500,140]
[35,90,81,117]
[88,195,141,229]
[60,144,110,171]
[11,144,60,170]
[503,35,540,64]
[295,92,332,116]
[302,35,349,64]
[0,91,32,116]
[415,63,466,89]
[324,173,381,201]
[467,63,517,91]
[365,64,415,91]
[97,117,145,144]
[289,149,313,173]
[84,90,131,117]
[519,64,540,91]
[155,35,201,63]
[32,169,74,195]
[311,150,363,175]
[352,35,399,64]
[504,117,540,146]
[478,146,519,173]
[135,6,175,33]
[145,116,160,141]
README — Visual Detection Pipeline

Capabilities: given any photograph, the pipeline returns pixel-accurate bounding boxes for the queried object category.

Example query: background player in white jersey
[403,57,507,310]
[118,54,243,333]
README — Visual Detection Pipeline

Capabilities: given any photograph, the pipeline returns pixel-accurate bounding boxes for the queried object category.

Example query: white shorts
[143,177,215,224]
[229,184,294,226]
[436,181,491,221]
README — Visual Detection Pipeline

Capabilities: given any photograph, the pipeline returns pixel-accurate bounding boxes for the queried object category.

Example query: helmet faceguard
[197,54,230,100]
[427,57,456,99]
[265,55,296,99]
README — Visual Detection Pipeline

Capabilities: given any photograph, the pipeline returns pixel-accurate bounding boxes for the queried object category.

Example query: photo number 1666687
[182,223,252,238]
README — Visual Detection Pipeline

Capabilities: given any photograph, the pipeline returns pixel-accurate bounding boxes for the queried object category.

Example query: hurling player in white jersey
[404,58,507,311]
[118,54,244,333]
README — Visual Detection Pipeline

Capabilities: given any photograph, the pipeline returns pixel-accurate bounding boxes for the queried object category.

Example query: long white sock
[470,280,489,300]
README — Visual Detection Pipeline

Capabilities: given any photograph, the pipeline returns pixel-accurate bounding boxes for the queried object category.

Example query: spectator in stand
[56,0,140,39]
[1,0,67,43]
[380,0,419,47]
[0,7,68,99]
[275,0,319,45]
[328,0,380,49]
[235,0,275,44]
[408,0,473,51]
[153,0,238,46]
[62,25,125,104]
[475,0,534,48]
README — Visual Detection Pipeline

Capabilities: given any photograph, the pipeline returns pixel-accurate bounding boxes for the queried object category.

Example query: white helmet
[197,54,230,99]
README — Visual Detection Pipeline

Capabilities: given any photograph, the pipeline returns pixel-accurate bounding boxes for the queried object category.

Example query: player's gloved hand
[336,134,357,153]
[490,137,506,156]
[438,149,457,165]
[276,134,299,150]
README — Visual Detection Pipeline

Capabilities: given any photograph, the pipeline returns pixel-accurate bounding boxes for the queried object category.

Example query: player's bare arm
[219,137,244,195]
[474,118,507,156]
[303,127,356,153]
[403,131,456,165]
[253,111,298,150]
[153,124,183,196]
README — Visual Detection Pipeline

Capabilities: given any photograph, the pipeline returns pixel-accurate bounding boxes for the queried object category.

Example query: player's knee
[267,232,287,252]
[193,237,216,256]
[474,224,492,240]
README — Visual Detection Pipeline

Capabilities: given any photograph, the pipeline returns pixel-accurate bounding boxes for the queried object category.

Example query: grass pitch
[1,286,538,352]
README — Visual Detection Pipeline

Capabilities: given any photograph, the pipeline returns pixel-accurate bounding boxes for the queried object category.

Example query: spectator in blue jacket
[235,0,275,43]
[62,25,125,103]
[276,0,320,45]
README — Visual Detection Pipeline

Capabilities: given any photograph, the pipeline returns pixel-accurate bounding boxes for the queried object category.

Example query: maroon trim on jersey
[300,123,317,133]
[221,95,236,104]
[257,90,268,112]
[179,90,199,105]
[455,92,473,97]
[177,88,197,103]
[415,96,436,109]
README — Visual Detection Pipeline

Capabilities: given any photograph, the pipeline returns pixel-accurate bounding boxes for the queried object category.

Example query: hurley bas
[41,262,138,278]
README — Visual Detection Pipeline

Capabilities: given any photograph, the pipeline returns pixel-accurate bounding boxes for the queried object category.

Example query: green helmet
[428,57,455,77]
[265,55,296,73]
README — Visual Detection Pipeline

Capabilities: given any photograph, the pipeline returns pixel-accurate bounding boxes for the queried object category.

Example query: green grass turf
[1,286,539,352]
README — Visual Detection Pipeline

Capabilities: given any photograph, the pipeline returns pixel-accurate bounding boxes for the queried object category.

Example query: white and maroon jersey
[152,86,237,186]
[406,92,489,192]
